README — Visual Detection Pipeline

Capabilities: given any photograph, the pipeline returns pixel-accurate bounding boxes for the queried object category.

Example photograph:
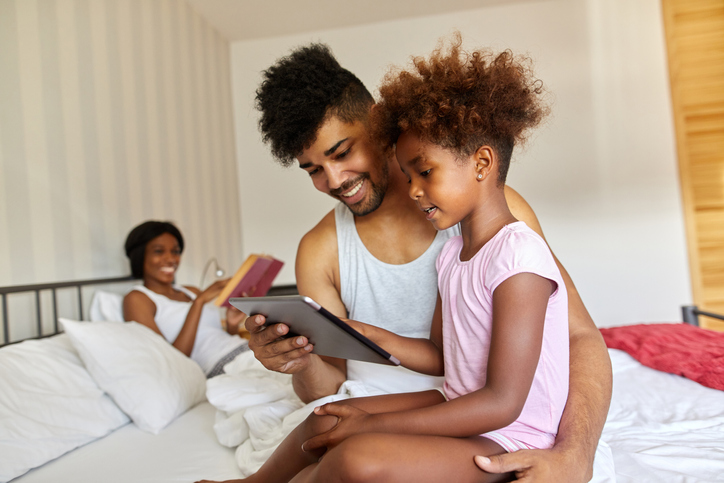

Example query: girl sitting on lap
[201,37,568,483]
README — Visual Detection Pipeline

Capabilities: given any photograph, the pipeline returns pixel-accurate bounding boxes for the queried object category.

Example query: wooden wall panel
[663,0,724,330]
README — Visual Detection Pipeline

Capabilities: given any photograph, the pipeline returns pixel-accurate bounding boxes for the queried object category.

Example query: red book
[214,254,284,307]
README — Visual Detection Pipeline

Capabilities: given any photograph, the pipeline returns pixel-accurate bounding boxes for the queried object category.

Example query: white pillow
[60,318,206,434]
[0,334,129,482]
[89,290,124,322]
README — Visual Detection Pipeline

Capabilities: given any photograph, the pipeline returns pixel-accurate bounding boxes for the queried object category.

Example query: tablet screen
[229,295,400,366]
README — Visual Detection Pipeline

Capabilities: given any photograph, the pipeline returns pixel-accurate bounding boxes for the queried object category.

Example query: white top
[130,285,245,375]
[335,202,459,394]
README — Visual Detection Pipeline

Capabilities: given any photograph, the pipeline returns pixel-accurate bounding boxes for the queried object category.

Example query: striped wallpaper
[0,0,243,291]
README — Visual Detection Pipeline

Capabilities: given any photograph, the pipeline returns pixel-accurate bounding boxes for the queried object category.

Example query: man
[246,43,612,482]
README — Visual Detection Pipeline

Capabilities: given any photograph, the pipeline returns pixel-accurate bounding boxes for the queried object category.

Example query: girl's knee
[317,434,386,483]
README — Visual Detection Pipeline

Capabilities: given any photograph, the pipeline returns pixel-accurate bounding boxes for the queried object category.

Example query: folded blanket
[600,323,724,391]
[206,351,378,476]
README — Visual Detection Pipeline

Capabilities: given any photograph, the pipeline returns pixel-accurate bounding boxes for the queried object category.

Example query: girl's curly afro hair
[372,36,548,184]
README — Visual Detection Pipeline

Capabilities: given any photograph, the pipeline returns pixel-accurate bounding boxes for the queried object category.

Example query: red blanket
[600,323,724,391]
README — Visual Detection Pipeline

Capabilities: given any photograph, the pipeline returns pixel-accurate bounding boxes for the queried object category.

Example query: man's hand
[244,313,314,374]
[474,446,592,483]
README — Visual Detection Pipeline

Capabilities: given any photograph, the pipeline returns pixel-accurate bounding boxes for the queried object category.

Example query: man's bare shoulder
[296,208,341,300]
[504,185,545,238]
[299,209,337,252]
[297,208,338,277]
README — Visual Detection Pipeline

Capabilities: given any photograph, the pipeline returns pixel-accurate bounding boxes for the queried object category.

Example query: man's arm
[244,210,349,403]
[479,186,612,482]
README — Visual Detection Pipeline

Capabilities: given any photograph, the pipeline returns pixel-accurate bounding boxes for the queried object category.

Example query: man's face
[297,116,389,217]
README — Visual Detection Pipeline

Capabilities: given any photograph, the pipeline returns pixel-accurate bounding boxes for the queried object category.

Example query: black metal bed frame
[0,276,298,347]
[681,305,724,327]
[0,276,135,346]
[5,277,712,347]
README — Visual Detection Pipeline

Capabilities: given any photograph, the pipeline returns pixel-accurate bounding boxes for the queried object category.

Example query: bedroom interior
[0,0,723,482]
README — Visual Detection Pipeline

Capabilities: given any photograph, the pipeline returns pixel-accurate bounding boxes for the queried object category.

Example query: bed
[1,278,723,482]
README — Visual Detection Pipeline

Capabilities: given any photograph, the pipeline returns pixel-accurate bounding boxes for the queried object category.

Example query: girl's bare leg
[293,432,513,483]
[196,390,445,483]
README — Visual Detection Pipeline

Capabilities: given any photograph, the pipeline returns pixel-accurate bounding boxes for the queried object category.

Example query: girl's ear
[474,146,496,181]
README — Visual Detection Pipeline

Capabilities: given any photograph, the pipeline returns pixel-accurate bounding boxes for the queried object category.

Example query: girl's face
[395,132,480,231]
[143,233,181,286]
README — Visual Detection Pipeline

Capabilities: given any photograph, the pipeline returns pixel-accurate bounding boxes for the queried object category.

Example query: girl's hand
[196,278,230,304]
[302,403,375,451]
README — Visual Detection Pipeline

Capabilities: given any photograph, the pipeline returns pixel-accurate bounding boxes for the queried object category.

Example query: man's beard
[341,163,389,217]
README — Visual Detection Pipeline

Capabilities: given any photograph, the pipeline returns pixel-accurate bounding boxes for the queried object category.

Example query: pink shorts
[483,431,536,452]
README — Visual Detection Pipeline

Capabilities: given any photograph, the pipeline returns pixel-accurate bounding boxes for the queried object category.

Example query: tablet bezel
[229,295,400,366]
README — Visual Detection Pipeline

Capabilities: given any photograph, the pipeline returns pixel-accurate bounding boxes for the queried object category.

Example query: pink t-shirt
[437,222,569,450]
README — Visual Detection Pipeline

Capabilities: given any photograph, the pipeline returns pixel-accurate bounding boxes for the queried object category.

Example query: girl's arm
[486,186,611,482]
[346,294,445,376]
[305,272,552,449]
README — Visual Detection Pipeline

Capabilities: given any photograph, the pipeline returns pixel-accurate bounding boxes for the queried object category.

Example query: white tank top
[335,203,459,394]
[130,285,245,375]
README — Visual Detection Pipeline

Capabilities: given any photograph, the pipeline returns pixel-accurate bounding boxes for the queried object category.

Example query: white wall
[230,0,691,327]
[0,0,243,288]
[0,0,243,340]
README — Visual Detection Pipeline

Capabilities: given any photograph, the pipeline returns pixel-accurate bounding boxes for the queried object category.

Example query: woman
[123,220,247,378]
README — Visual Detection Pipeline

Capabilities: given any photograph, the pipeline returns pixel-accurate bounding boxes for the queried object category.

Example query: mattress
[602,349,724,482]
[14,402,243,482]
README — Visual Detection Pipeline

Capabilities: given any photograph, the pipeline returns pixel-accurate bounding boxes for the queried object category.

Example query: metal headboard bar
[78,286,84,320]
[0,278,297,347]
[1,294,8,347]
[0,276,134,295]
[35,291,41,338]
[682,305,724,327]
[0,276,134,346]
[52,289,58,334]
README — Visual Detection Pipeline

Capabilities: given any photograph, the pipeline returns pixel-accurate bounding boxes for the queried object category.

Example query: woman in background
[123,220,247,378]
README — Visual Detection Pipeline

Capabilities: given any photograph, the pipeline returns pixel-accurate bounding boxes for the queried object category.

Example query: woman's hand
[302,402,376,451]
[195,278,230,305]
[225,305,248,336]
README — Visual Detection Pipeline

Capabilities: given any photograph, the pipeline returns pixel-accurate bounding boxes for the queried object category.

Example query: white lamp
[200,257,225,288]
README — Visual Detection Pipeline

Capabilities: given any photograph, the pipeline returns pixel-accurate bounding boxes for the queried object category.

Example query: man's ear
[474,146,496,181]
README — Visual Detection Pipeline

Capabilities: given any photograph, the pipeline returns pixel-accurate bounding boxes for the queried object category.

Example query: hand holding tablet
[229,296,400,366]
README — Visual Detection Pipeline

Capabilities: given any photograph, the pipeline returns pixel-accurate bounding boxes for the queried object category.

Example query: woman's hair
[255,43,375,166]
[372,36,548,184]
[124,221,184,279]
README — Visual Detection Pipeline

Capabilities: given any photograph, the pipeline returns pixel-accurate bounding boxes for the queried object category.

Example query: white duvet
[207,351,380,476]
[207,349,724,482]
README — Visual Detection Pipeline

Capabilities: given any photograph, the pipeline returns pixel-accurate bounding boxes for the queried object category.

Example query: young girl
[200,39,568,483]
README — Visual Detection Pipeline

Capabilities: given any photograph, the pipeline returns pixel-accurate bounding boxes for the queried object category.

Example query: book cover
[214,254,284,307]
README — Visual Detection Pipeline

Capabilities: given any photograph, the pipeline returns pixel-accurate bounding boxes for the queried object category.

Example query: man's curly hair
[255,44,375,167]
[372,37,548,184]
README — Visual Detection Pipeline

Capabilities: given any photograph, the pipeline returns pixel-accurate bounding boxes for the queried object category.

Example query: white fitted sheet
[13,402,242,482]
[11,349,724,483]
[602,349,724,482]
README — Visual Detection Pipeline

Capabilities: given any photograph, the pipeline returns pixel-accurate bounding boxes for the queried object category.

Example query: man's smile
[340,180,364,198]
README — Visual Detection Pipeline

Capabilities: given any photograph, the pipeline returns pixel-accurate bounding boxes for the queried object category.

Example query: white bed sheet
[13,402,242,483]
[12,348,724,482]
[603,349,724,482]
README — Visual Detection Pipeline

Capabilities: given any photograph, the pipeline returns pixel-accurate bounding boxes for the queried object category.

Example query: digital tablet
[229,295,400,366]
